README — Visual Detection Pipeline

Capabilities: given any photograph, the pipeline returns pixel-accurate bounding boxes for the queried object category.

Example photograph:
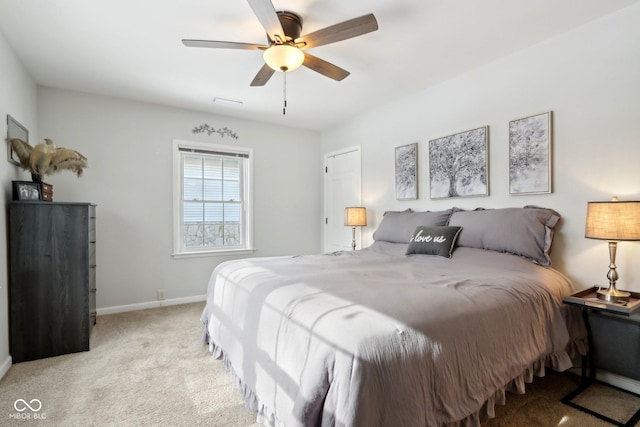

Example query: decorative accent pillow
[405,226,462,258]
[448,206,560,266]
[373,209,453,243]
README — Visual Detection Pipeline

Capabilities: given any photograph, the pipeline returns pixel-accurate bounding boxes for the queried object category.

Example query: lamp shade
[344,207,367,227]
[263,45,305,72]
[585,200,640,241]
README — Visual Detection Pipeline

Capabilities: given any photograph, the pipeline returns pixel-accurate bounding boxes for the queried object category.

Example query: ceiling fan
[182,0,379,87]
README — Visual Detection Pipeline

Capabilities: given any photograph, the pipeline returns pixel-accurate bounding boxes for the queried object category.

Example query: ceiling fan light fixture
[263,44,304,72]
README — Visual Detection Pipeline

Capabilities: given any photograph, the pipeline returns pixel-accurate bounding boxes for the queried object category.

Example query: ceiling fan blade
[182,40,266,50]
[250,63,276,86]
[295,14,378,49]
[302,53,350,81]
[246,0,285,42]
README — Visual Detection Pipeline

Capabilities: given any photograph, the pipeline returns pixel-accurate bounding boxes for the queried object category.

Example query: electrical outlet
[157,289,165,301]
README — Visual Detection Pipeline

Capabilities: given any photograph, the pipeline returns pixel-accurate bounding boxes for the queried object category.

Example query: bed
[201,206,586,426]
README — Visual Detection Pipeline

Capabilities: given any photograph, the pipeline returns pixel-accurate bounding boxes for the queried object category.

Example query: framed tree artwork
[509,111,552,195]
[395,143,418,200]
[429,126,489,199]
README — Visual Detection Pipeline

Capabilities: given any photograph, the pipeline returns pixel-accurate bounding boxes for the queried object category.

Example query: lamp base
[597,286,630,303]
[351,226,357,251]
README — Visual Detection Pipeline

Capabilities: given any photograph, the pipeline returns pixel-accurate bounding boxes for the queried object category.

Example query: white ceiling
[1,0,638,131]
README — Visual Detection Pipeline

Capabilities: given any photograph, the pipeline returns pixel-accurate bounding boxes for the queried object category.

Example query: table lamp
[344,207,367,250]
[585,198,640,302]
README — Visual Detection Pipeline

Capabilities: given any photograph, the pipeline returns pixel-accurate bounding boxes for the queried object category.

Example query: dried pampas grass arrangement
[6,138,88,181]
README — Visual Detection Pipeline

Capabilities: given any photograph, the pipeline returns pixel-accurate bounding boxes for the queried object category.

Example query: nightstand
[562,287,640,427]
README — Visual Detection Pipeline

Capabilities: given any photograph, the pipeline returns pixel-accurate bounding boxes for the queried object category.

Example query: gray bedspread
[201,242,582,427]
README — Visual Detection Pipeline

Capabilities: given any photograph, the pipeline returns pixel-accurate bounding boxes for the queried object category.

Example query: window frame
[172,139,254,258]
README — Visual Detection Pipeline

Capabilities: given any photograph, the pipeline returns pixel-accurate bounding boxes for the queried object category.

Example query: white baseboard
[597,370,640,395]
[568,367,640,394]
[0,355,12,381]
[96,294,206,316]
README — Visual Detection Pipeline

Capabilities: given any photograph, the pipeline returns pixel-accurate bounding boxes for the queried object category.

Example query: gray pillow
[406,226,462,258]
[373,209,453,243]
[448,207,560,266]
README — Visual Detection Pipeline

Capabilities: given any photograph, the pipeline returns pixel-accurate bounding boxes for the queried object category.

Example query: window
[173,140,253,257]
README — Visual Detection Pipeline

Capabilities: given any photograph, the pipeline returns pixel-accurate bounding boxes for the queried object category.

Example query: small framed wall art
[509,111,552,195]
[395,143,418,200]
[7,115,28,166]
[429,126,489,199]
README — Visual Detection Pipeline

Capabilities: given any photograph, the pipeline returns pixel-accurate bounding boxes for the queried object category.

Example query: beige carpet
[0,302,637,426]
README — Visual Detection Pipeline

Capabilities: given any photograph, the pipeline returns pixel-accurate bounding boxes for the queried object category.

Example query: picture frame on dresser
[12,181,41,201]
[7,114,28,166]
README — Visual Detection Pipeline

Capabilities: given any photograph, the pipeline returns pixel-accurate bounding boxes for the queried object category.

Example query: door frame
[323,145,362,253]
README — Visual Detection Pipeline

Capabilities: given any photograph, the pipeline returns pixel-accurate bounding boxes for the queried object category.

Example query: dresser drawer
[88,216,96,242]
[89,241,97,265]
[90,286,97,326]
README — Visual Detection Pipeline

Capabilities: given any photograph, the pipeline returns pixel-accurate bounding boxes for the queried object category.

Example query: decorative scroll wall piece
[192,124,238,140]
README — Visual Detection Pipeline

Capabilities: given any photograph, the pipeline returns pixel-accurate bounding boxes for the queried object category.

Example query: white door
[324,147,362,252]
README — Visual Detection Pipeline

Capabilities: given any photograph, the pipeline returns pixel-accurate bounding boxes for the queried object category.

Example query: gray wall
[36,87,322,312]
[0,31,39,377]
[321,3,640,295]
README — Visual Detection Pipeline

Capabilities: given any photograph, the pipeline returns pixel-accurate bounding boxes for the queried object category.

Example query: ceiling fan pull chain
[282,70,287,115]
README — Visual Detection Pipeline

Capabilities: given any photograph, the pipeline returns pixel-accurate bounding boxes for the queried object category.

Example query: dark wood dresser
[9,202,97,363]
